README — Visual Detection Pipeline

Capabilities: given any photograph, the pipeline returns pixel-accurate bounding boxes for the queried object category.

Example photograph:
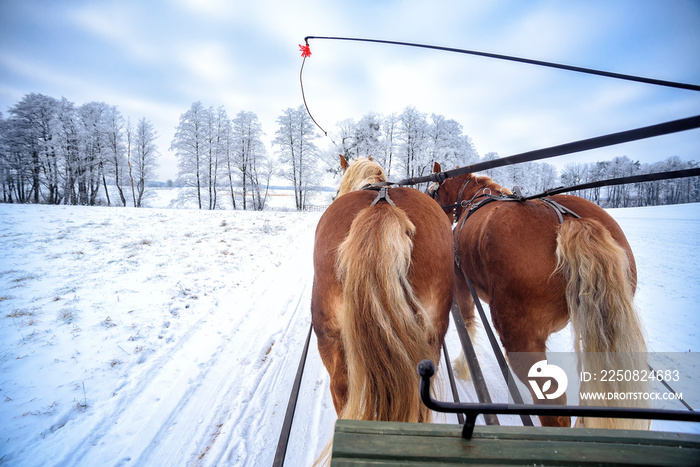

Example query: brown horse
[312,155,454,425]
[430,163,649,430]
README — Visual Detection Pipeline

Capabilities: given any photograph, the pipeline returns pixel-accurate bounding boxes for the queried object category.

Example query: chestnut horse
[430,163,649,430]
[312,156,454,425]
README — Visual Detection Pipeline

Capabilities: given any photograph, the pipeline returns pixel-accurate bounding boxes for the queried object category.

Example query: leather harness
[431,177,581,269]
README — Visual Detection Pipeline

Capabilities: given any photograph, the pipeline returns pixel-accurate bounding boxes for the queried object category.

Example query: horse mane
[471,173,512,195]
[337,158,388,197]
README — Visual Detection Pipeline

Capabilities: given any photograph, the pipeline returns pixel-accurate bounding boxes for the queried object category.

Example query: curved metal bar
[418,359,700,439]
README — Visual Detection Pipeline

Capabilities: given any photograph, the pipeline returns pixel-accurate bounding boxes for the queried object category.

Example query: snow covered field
[1,196,698,466]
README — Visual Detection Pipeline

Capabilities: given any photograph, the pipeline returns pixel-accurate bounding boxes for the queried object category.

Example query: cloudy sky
[1,0,699,181]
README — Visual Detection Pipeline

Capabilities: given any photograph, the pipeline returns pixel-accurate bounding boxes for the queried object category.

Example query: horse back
[456,194,635,300]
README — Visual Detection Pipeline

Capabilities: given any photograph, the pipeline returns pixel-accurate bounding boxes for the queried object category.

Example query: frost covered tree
[334,118,358,162]
[53,98,81,205]
[101,105,126,206]
[5,93,58,203]
[0,93,159,206]
[426,114,478,170]
[232,110,267,210]
[355,113,383,161]
[273,105,319,210]
[131,117,158,207]
[219,112,237,210]
[397,106,429,178]
[77,102,112,205]
[532,162,558,193]
[329,113,383,172]
[0,113,8,202]
[171,102,208,209]
[379,112,399,177]
[606,156,640,208]
[203,106,222,210]
[561,163,589,199]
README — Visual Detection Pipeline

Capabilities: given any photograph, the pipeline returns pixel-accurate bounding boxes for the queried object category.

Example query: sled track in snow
[4,216,322,467]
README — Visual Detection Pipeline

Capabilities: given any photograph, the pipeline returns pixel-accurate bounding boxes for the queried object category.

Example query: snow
[1,197,698,466]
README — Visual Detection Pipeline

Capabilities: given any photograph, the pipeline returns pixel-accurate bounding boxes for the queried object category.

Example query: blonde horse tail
[555,218,650,430]
[336,203,438,423]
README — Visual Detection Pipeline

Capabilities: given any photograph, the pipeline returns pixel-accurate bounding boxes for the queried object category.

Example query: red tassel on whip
[299,40,327,136]
[299,44,312,57]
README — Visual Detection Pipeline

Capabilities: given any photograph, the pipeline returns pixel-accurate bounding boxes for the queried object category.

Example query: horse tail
[555,218,650,430]
[336,202,438,423]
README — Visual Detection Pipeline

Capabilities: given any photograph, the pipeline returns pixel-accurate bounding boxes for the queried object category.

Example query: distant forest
[2,93,698,209]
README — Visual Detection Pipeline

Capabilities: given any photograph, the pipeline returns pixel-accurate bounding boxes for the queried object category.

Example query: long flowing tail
[336,203,438,423]
[556,218,650,430]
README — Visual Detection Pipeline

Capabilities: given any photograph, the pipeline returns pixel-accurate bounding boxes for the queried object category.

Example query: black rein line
[304,36,700,92]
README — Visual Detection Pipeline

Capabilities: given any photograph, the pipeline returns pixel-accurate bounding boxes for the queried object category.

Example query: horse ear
[368,155,374,161]
[433,162,442,173]
[339,154,348,172]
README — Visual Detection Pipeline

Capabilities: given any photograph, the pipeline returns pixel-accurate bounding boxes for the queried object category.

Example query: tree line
[560,155,700,208]
[2,93,698,210]
[170,102,273,211]
[0,93,157,207]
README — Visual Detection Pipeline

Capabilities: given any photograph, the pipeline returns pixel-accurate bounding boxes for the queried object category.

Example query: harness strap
[370,186,396,206]
[539,197,581,223]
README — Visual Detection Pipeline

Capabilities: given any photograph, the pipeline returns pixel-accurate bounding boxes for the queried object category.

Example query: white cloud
[178,42,238,85]
[68,3,160,62]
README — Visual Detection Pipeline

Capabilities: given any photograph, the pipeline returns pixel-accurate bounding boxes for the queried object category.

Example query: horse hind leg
[316,334,348,415]
[452,267,479,380]
[506,338,571,428]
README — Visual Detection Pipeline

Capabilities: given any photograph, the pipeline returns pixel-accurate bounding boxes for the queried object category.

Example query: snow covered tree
[203,106,221,210]
[273,106,319,210]
[232,110,267,210]
[426,114,478,170]
[397,106,429,178]
[379,113,399,177]
[561,163,589,199]
[101,105,126,206]
[53,98,81,205]
[132,117,158,207]
[77,102,103,205]
[334,118,358,162]
[6,93,58,203]
[0,113,8,202]
[219,112,237,210]
[355,113,383,160]
[532,162,558,193]
[329,113,383,172]
[605,156,640,207]
[171,102,209,209]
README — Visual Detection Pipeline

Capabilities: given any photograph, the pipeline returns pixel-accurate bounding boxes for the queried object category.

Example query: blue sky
[1,0,699,181]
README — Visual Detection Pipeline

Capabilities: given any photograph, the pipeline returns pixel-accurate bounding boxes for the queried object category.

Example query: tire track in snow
[204,278,312,466]
[136,276,312,467]
[128,215,319,466]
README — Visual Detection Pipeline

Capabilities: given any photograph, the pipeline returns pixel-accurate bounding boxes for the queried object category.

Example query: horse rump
[336,201,439,423]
